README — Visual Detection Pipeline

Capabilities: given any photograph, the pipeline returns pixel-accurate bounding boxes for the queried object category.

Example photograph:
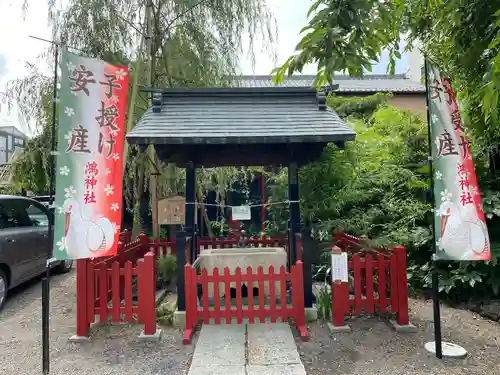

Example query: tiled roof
[127,87,356,145]
[233,74,425,93]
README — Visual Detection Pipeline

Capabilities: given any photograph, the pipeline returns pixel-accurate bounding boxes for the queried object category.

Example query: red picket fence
[148,238,176,257]
[75,232,157,338]
[183,262,307,344]
[141,233,302,265]
[331,232,409,328]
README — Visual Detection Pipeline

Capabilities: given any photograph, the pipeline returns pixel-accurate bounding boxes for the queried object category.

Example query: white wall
[406,40,424,83]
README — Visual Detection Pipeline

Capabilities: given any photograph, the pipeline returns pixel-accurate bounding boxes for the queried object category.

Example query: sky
[0,0,409,136]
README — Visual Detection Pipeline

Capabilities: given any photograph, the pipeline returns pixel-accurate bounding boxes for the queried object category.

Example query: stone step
[188,322,306,375]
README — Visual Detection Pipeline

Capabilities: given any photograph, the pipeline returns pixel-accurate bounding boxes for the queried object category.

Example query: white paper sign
[331,252,348,282]
[231,205,251,220]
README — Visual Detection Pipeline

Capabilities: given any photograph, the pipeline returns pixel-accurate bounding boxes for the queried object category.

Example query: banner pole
[43,18,61,373]
[423,56,443,360]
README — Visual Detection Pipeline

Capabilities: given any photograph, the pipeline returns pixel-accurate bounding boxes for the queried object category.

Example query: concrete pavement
[188,323,306,375]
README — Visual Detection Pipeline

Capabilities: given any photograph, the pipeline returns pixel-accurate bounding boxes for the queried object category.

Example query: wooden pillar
[288,162,313,308]
[288,162,299,266]
[199,204,204,238]
[186,162,196,262]
[151,170,160,239]
[302,232,314,308]
[261,172,266,233]
[175,226,187,311]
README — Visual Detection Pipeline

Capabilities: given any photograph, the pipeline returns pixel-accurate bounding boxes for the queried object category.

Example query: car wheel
[55,259,73,274]
[0,269,7,311]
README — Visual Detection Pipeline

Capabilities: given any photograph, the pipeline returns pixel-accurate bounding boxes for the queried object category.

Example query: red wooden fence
[76,230,304,339]
[331,233,409,328]
[183,262,308,344]
[147,238,176,257]
[140,232,301,264]
[75,232,157,338]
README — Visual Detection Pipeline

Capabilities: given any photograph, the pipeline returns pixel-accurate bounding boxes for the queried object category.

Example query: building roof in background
[0,125,28,139]
[0,147,23,186]
[233,74,425,94]
[127,87,355,146]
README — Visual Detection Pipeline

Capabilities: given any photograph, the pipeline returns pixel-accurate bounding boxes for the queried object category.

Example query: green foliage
[273,0,500,136]
[156,255,177,285]
[271,0,500,301]
[308,106,430,244]
[269,104,431,244]
[211,220,229,237]
[156,300,177,326]
[315,283,332,321]
[327,92,391,118]
[269,102,499,298]
[284,100,500,300]
[275,0,500,216]
[271,0,403,86]
[290,102,500,299]
[10,131,51,194]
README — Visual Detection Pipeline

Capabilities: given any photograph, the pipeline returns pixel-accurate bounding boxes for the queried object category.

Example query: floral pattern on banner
[428,63,490,261]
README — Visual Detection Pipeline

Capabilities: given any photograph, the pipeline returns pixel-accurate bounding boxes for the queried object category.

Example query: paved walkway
[188,323,306,375]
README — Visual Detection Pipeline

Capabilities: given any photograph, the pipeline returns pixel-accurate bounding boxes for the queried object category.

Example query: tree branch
[160,44,174,87]
[137,93,150,107]
[163,0,211,32]
[104,0,147,37]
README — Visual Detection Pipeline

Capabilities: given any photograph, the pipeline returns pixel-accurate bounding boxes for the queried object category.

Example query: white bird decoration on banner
[63,198,115,258]
[438,200,489,260]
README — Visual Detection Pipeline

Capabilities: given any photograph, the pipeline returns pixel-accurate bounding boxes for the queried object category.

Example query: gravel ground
[3,272,500,375]
[0,271,194,375]
[297,298,500,375]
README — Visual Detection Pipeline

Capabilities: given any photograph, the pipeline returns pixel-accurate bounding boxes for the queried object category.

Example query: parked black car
[29,195,52,208]
[0,195,72,310]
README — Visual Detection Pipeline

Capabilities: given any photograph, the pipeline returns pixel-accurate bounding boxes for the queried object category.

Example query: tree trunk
[132,162,145,237]
[196,191,214,239]
[131,0,153,238]
[148,0,160,240]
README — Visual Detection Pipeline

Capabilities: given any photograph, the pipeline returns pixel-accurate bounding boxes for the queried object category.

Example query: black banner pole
[42,276,50,374]
[42,38,60,375]
[424,56,443,360]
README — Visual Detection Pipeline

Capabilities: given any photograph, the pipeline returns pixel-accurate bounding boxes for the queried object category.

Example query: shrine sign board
[331,251,348,283]
[158,196,186,225]
[231,205,251,221]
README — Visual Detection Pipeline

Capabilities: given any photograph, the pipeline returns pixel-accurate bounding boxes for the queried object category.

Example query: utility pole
[146,0,160,239]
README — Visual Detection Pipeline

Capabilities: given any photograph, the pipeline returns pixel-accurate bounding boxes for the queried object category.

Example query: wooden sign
[158,196,186,225]
[231,205,251,221]
[331,246,348,283]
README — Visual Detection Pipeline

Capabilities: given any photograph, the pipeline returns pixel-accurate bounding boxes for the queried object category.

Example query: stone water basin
[198,247,287,299]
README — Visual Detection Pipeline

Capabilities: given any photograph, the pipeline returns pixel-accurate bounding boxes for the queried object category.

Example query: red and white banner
[53,50,129,260]
[427,62,490,261]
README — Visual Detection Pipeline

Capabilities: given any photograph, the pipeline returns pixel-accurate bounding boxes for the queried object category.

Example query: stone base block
[173,309,187,329]
[68,335,91,343]
[304,306,317,322]
[138,329,162,341]
[387,319,417,333]
[155,288,168,306]
[327,322,351,333]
